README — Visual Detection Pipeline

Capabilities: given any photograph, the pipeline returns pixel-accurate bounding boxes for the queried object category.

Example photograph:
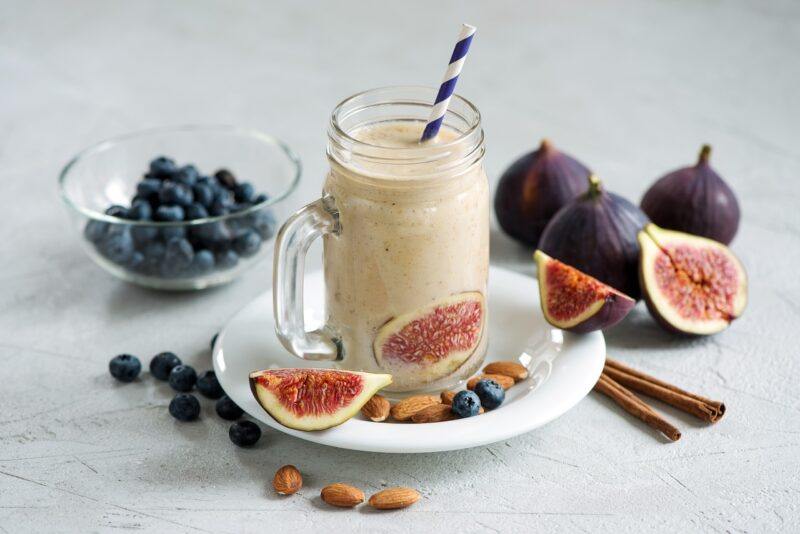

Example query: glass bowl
[59,125,301,290]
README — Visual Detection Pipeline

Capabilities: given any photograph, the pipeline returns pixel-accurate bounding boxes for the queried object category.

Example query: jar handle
[272,195,342,361]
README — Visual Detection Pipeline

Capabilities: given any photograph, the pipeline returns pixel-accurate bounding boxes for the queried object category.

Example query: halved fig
[638,224,747,335]
[249,368,392,431]
[534,250,635,333]
[373,292,486,382]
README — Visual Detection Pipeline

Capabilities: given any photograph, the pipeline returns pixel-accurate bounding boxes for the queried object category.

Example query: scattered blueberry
[473,379,505,410]
[109,354,141,382]
[159,182,194,207]
[229,421,261,447]
[233,229,261,257]
[196,370,224,399]
[185,203,209,220]
[169,393,200,422]
[215,169,238,190]
[168,364,197,392]
[215,395,243,420]
[234,182,255,203]
[105,205,129,218]
[451,390,481,418]
[191,249,215,274]
[149,351,182,380]
[216,249,239,269]
[150,156,177,179]
[154,204,185,222]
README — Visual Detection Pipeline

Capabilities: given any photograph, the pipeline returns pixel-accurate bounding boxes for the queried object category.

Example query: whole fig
[494,139,590,247]
[641,145,740,244]
[539,175,649,300]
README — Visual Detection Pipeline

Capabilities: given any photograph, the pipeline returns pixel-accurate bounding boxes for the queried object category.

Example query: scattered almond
[321,483,365,508]
[484,361,529,381]
[440,390,456,405]
[361,394,391,422]
[390,395,440,421]
[466,373,515,390]
[411,403,455,423]
[273,465,302,495]
[369,487,421,510]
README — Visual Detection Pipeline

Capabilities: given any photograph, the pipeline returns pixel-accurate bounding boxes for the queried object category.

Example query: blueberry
[105,205,129,218]
[251,210,276,240]
[196,370,224,399]
[159,181,194,207]
[149,351,182,380]
[210,332,219,350]
[128,200,152,221]
[215,169,238,190]
[253,193,269,204]
[473,379,505,410]
[215,395,243,420]
[451,390,481,418]
[174,165,199,186]
[233,182,255,203]
[100,227,134,264]
[216,249,239,269]
[109,354,141,382]
[131,224,158,245]
[155,205,185,222]
[161,238,194,277]
[191,249,215,274]
[169,393,200,422]
[190,222,231,248]
[192,183,215,208]
[233,229,261,257]
[168,364,197,392]
[128,251,145,271]
[229,421,261,447]
[150,156,177,179]
[136,178,162,200]
[185,203,209,220]
[84,220,109,243]
[209,202,229,217]
[160,226,187,241]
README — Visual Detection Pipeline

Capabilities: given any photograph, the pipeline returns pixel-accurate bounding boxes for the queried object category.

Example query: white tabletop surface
[2,1,799,532]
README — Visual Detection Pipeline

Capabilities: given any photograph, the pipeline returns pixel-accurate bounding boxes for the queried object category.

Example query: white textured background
[1,1,799,532]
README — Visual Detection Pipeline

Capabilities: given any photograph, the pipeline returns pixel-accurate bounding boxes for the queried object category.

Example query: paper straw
[420,23,476,142]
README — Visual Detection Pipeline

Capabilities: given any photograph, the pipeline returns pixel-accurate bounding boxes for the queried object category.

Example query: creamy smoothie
[323,120,489,392]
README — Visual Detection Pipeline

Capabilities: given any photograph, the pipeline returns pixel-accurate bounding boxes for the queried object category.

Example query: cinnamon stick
[594,374,681,441]
[605,358,725,423]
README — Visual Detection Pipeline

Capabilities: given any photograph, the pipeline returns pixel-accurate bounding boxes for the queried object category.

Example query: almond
[321,483,364,508]
[369,487,421,510]
[466,373,515,390]
[390,395,440,421]
[411,403,455,423]
[440,390,456,405]
[273,465,302,495]
[361,394,391,422]
[483,361,529,381]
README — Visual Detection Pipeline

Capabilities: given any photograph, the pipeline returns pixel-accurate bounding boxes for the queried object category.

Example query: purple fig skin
[641,145,740,245]
[538,176,649,300]
[562,293,636,334]
[494,139,590,247]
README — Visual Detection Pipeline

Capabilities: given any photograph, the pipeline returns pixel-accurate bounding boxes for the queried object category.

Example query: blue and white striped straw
[420,23,476,142]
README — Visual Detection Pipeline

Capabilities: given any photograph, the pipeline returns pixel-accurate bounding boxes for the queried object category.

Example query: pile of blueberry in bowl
[59,126,300,290]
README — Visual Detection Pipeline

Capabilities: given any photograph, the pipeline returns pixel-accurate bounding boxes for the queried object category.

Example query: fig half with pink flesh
[373,291,486,382]
[638,224,747,335]
[534,250,635,333]
[249,368,392,431]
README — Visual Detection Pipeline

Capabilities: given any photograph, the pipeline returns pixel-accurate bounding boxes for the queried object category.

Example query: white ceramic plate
[213,266,604,453]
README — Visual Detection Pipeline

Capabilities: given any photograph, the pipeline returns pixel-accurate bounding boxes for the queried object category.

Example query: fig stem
[587,174,602,197]
[539,138,552,152]
[698,144,712,164]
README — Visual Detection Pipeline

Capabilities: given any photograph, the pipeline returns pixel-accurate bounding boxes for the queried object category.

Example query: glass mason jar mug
[273,86,489,393]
